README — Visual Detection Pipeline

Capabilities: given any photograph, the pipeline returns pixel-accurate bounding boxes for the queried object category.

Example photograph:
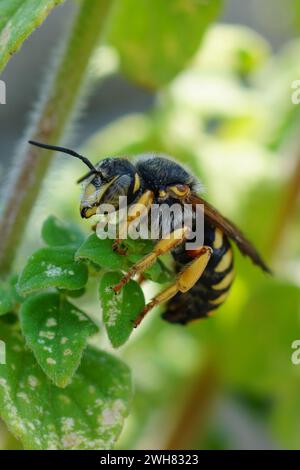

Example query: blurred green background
[1,0,300,450]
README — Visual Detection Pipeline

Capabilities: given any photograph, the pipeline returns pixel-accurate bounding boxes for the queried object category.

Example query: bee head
[28,141,142,219]
[80,157,141,218]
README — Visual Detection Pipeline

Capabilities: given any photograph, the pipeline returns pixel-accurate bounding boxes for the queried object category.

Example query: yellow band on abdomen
[213,269,235,290]
[210,291,229,305]
[213,228,223,249]
[215,249,233,272]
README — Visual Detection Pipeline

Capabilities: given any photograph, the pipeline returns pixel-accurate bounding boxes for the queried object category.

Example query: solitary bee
[29,141,270,327]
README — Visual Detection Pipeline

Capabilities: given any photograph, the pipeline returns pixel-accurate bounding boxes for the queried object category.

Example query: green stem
[164,354,220,450]
[0,0,112,277]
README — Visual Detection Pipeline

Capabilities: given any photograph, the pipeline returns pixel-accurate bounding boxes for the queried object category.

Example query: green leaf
[123,238,154,254]
[0,323,132,449]
[0,0,65,73]
[76,234,126,270]
[42,215,85,248]
[108,0,222,88]
[76,234,173,284]
[100,271,145,348]
[0,283,14,316]
[9,274,24,304]
[18,246,88,296]
[144,259,173,284]
[20,292,98,387]
[0,275,23,316]
[59,288,86,298]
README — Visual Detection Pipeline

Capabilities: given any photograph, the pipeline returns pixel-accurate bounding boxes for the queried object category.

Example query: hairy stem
[0,0,112,277]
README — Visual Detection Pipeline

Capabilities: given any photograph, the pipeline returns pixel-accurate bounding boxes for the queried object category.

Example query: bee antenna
[77,169,98,184]
[28,140,99,173]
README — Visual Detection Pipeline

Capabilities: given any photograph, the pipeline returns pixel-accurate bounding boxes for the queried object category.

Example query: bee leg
[92,217,128,253]
[113,226,189,293]
[112,241,126,254]
[112,190,154,253]
[136,273,146,285]
[113,243,128,256]
[134,246,213,327]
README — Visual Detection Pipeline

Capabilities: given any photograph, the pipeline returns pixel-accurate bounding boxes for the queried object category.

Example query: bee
[29,141,271,327]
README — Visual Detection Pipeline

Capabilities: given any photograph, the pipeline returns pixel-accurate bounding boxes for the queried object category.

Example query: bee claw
[112,284,121,294]
[113,270,133,293]
[134,302,156,328]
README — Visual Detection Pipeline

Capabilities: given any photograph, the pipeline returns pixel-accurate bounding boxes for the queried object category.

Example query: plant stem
[0,0,112,277]
[165,354,219,450]
[269,153,300,258]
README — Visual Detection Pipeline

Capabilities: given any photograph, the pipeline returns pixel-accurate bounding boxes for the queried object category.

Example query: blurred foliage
[107,0,222,88]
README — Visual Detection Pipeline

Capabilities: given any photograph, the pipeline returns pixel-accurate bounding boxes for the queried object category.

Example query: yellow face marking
[213,269,235,290]
[215,249,233,272]
[210,291,229,305]
[84,183,97,199]
[133,173,140,193]
[83,177,118,204]
[84,207,97,218]
[213,228,223,249]
[81,177,119,218]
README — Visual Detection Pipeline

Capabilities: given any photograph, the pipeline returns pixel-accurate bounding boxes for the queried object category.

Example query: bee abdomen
[163,227,234,325]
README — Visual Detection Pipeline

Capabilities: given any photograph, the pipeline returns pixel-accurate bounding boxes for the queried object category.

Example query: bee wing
[186,194,271,273]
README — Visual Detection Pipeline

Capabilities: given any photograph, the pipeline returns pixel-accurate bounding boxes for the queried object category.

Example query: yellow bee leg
[136,273,146,285]
[134,284,179,327]
[113,226,189,293]
[134,246,213,327]
[177,246,213,292]
[112,190,154,253]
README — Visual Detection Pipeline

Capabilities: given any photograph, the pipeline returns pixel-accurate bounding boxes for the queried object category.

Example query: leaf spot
[45,264,63,277]
[46,358,56,365]
[46,318,57,327]
[16,392,30,403]
[28,376,39,388]
[63,349,73,356]
[39,330,55,340]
